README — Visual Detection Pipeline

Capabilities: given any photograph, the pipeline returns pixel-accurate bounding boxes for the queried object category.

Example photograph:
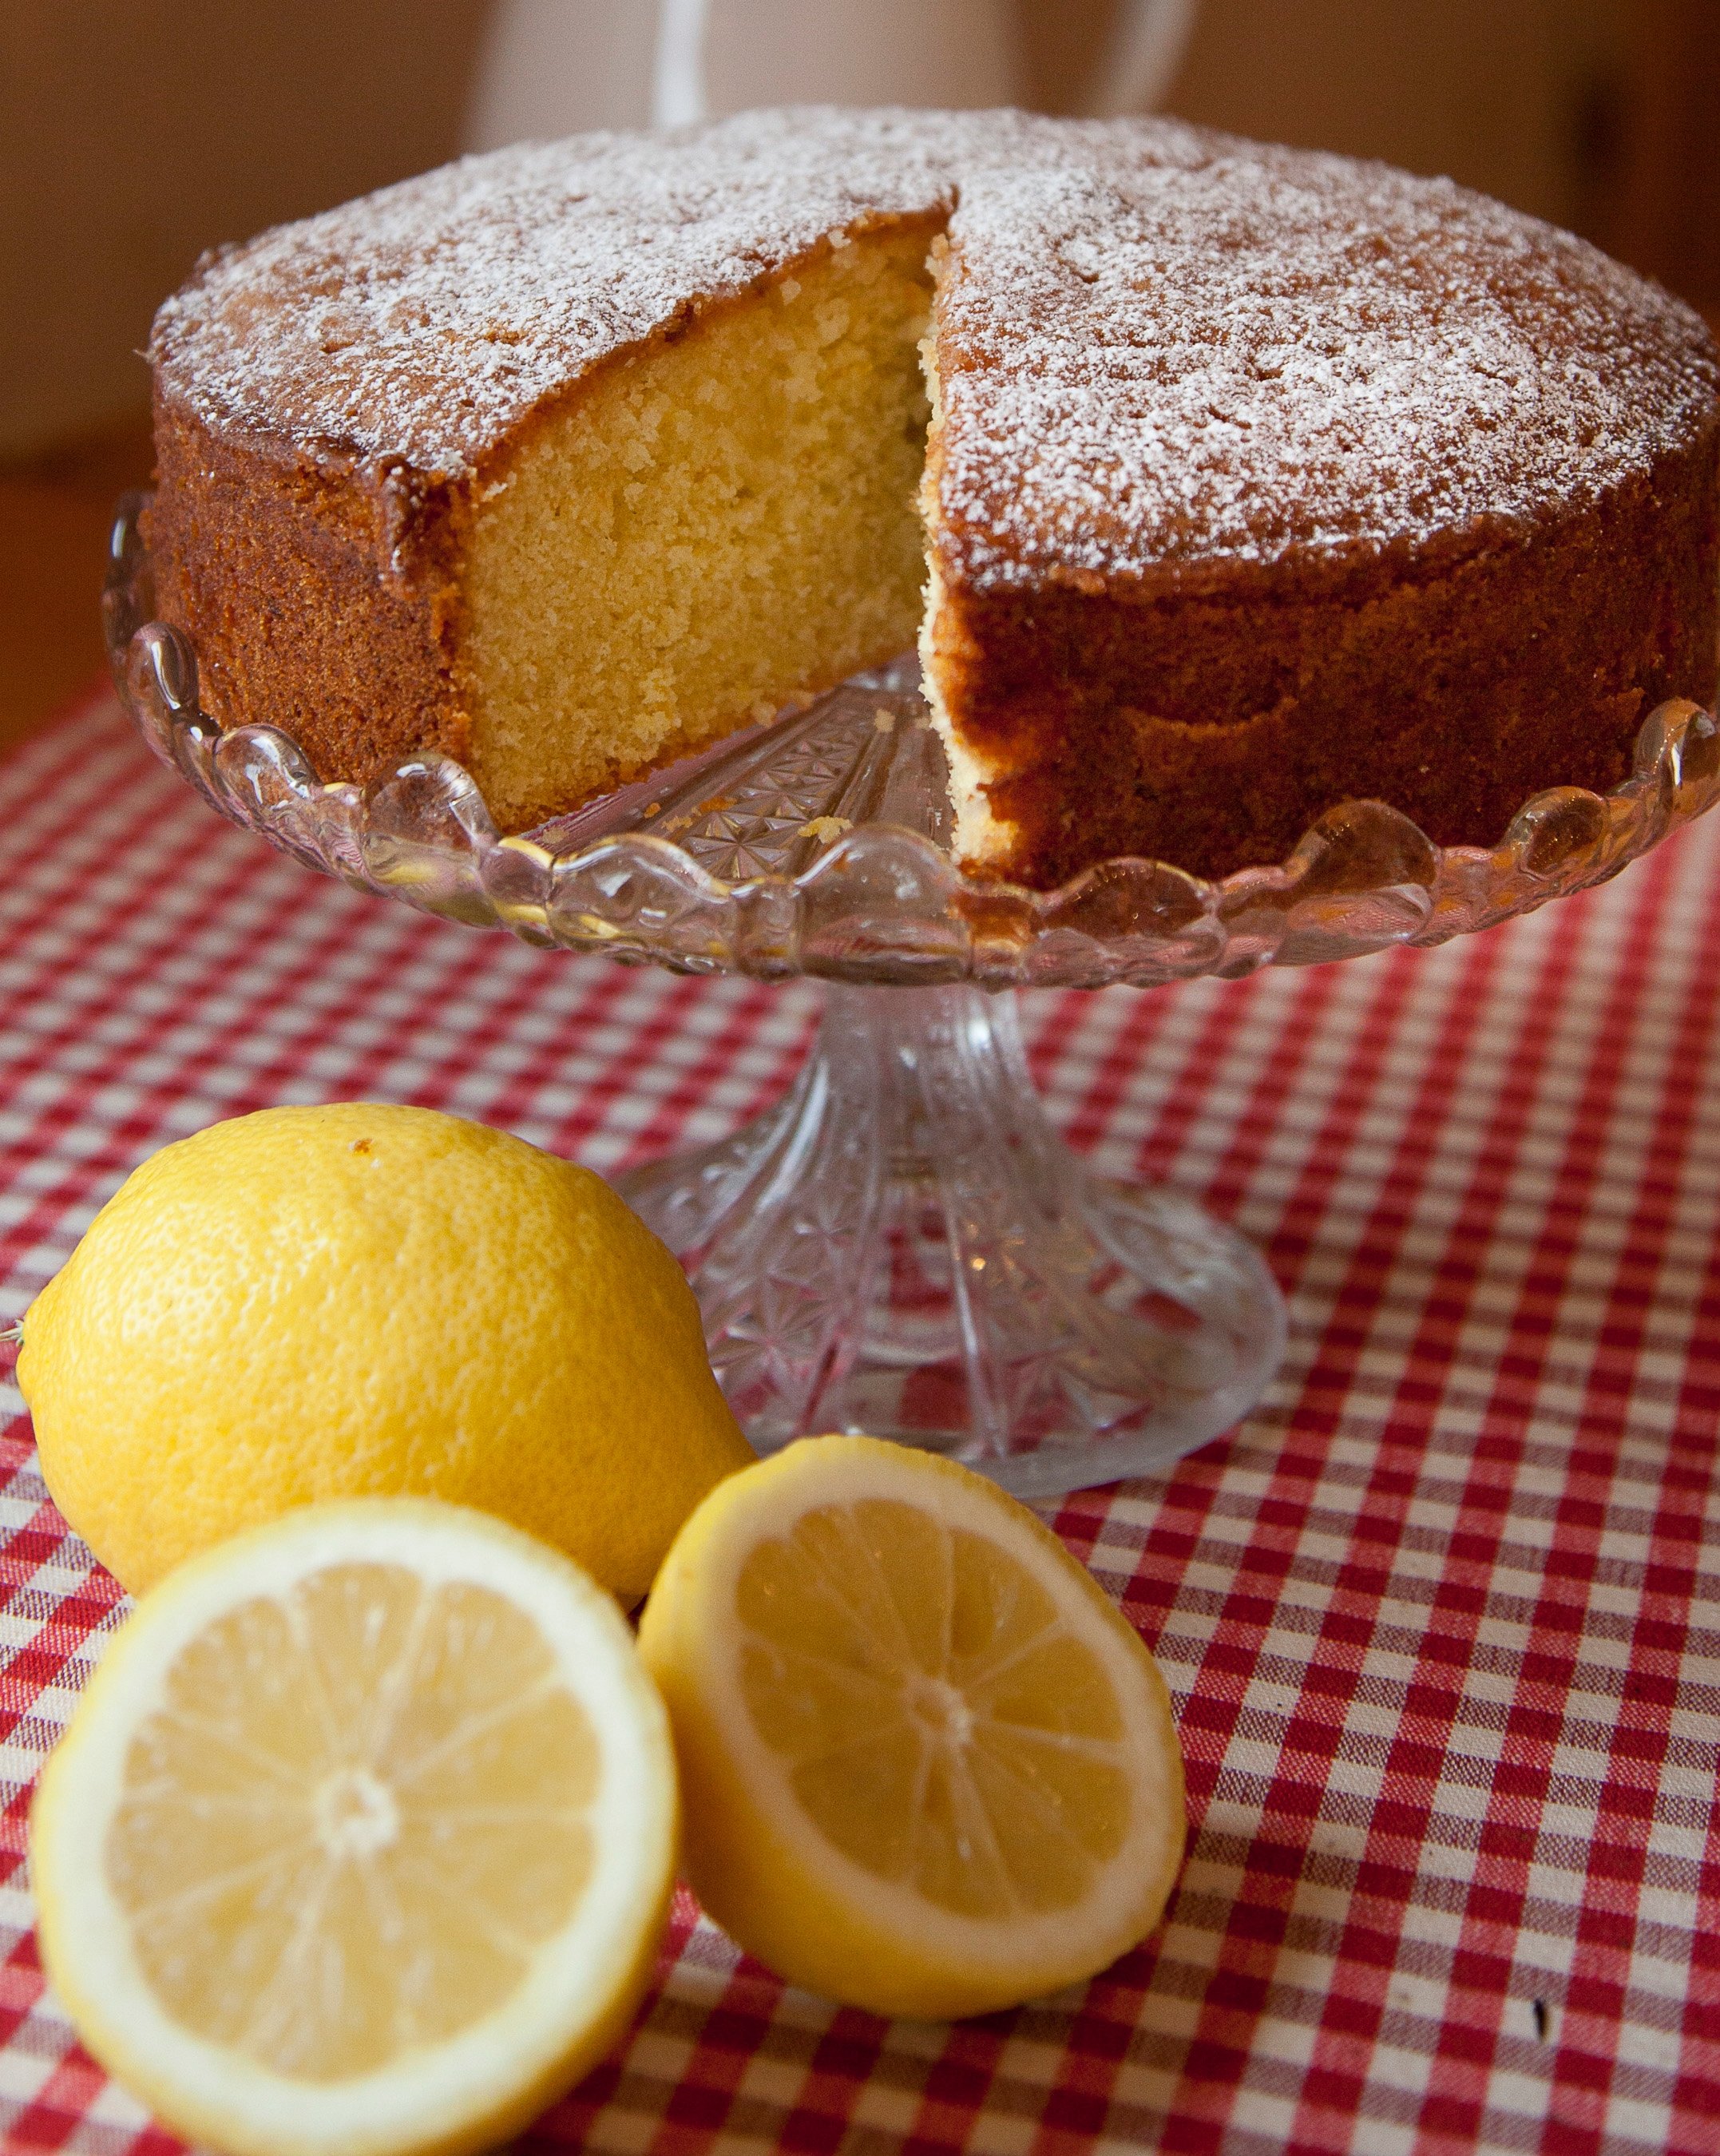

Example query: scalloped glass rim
[104,492,1720,989]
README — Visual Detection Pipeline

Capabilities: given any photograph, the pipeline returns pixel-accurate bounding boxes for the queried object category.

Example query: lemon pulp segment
[109,1563,597,2079]
[736,1498,1134,1920]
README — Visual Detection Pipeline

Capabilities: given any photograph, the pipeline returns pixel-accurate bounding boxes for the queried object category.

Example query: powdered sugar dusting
[150,109,961,478]
[931,125,1718,581]
[153,106,1717,579]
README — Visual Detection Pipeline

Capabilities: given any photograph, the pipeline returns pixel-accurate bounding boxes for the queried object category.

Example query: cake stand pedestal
[618,979,1282,1496]
[105,493,1720,1496]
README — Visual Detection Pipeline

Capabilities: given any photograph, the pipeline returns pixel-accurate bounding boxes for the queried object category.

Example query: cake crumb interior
[462,220,941,830]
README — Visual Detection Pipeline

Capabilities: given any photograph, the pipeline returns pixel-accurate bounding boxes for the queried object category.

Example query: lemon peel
[640,1434,1186,2019]
[17,1104,752,1599]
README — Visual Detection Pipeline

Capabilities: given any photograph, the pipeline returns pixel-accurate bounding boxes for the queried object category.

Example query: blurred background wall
[3,0,1717,461]
[0,0,493,456]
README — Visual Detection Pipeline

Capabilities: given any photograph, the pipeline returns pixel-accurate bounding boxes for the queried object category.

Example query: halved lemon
[30,1500,677,2156]
[638,1436,1186,2019]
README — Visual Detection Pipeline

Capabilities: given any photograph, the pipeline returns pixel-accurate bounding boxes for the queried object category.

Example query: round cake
[146,107,1720,888]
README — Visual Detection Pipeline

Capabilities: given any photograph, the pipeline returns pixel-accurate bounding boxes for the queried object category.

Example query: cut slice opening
[461,216,956,834]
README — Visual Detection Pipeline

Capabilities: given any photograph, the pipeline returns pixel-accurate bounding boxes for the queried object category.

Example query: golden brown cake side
[921,433,1720,886]
[151,208,945,825]
[920,134,1720,885]
[146,112,964,820]
[149,398,472,791]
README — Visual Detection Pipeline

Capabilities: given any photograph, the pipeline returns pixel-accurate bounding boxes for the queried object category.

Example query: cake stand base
[616,983,1286,1497]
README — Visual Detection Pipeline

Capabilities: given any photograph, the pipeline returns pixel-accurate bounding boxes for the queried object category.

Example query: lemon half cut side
[30,1500,678,2156]
[639,1436,1187,2020]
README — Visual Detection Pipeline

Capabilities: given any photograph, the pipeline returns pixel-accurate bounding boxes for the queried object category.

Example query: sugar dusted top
[929,123,1718,585]
[150,109,961,480]
[152,106,1718,586]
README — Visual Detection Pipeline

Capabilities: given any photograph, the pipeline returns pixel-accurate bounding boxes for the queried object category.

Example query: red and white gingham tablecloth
[1,689,1717,2155]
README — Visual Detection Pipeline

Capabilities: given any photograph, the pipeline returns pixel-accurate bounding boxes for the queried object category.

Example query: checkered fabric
[2,686,1718,2156]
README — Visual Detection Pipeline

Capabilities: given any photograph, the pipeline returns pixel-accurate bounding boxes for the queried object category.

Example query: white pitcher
[467,0,1199,150]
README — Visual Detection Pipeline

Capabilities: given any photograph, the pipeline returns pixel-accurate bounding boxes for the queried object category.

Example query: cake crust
[919,122,1720,881]
[147,108,1720,885]
[923,440,1720,882]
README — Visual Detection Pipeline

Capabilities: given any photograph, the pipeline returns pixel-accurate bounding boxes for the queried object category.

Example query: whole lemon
[16,1104,752,1602]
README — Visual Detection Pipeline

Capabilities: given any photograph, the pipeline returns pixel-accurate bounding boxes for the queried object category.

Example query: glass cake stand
[103,496,1720,1497]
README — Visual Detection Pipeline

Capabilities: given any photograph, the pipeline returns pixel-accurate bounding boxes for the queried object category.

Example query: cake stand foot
[615,983,1286,1498]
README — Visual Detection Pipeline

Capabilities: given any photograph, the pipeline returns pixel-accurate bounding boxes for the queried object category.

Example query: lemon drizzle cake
[147,108,1720,886]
